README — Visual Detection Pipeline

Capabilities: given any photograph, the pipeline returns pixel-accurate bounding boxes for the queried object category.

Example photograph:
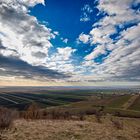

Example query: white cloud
[63,38,68,44]
[0,0,72,81]
[83,0,140,57]
[82,4,93,13]
[89,25,115,45]
[0,48,18,57]
[45,47,76,73]
[80,4,93,22]
[53,31,59,36]
[80,13,90,22]
[85,45,107,60]
[79,0,140,82]
[0,0,53,67]
[78,33,90,44]
[22,0,45,6]
[57,47,75,61]
[60,37,68,43]
[0,0,45,12]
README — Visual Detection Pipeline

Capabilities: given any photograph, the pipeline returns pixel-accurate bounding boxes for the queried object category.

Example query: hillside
[0,116,140,140]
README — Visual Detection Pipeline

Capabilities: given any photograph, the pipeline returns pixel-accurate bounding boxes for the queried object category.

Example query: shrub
[0,107,18,130]
[23,103,42,120]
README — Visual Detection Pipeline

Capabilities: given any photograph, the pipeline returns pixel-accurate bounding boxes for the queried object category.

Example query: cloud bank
[78,0,140,82]
[0,0,70,81]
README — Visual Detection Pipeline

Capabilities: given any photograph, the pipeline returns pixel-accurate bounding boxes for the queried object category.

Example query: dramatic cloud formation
[0,55,68,80]
[45,47,76,73]
[0,0,140,86]
[0,0,70,82]
[81,0,140,82]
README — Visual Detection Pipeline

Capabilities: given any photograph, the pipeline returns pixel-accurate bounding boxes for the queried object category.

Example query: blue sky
[30,0,97,40]
[0,0,140,86]
[29,0,102,63]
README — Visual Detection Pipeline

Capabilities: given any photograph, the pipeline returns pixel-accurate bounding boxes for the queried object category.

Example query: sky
[0,0,140,86]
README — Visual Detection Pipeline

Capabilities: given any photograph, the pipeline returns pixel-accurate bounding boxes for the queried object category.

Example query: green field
[0,90,93,110]
[106,95,132,108]
[45,94,140,118]
[128,95,140,111]
[0,88,140,118]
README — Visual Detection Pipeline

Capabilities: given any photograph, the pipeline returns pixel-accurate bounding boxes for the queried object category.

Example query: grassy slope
[106,95,132,108]
[128,95,140,111]
[47,94,140,118]
[1,116,140,140]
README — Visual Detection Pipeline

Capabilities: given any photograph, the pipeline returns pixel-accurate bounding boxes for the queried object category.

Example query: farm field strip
[9,93,66,106]
[38,91,94,96]
[0,97,14,105]
[0,93,29,104]
[3,93,33,103]
[46,98,68,104]
[11,92,86,103]
[0,91,90,109]
[10,93,46,101]
[26,90,93,98]
[38,94,86,102]
[39,92,96,98]
[0,94,18,104]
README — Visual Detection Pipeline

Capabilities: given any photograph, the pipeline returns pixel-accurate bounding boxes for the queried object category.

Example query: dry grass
[110,117,124,130]
[0,116,140,140]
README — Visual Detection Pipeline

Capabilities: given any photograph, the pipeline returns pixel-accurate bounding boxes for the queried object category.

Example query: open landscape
[0,0,140,139]
[0,86,140,117]
[0,86,140,140]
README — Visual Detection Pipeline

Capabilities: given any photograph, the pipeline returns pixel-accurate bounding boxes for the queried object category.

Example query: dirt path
[122,94,140,110]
